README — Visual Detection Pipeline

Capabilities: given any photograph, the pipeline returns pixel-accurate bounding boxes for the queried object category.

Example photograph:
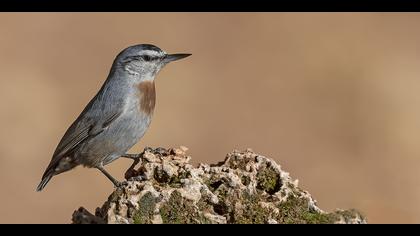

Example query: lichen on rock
[72,147,366,224]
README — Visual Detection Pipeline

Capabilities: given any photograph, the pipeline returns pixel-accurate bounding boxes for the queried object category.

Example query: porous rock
[72,147,366,224]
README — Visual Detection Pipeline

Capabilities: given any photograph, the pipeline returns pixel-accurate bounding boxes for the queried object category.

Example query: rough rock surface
[72,147,366,224]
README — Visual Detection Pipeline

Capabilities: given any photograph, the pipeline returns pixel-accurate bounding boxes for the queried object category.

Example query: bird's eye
[143,55,151,61]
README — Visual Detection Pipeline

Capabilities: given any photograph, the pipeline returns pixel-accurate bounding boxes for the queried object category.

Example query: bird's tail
[36,169,54,192]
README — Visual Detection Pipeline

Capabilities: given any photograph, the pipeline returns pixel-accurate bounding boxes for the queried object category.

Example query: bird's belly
[77,109,152,167]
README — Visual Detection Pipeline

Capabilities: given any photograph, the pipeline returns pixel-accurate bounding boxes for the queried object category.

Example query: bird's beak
[163,53,192,63]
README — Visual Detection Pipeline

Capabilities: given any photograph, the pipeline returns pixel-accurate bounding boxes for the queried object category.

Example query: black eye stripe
[142,55,151,61]
[142,55,159,61]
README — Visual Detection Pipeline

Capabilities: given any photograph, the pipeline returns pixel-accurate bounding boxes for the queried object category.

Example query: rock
[72,147,366,224]
[72,207,105,224]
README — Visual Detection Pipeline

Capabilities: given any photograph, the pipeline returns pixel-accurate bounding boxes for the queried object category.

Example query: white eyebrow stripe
[139,50,163,57]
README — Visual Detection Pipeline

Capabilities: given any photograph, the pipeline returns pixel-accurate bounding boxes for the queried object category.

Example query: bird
[36,44,191,191]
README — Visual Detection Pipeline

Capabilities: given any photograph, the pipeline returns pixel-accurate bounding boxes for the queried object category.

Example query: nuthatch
[37,44,191,191]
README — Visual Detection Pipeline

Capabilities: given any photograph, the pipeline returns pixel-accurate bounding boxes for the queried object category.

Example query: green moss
[234,193,272,224]
[134,181,359,224]
[276,195,336,224]
[302,212,337,224]
[133,192,157,224]
[256,166,281,194]
[160,190,208,224]
[233,189,338,224]
[197,197,212,212]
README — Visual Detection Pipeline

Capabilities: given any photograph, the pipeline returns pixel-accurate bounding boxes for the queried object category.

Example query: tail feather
[37,156,79,191]
[36,170,54,192]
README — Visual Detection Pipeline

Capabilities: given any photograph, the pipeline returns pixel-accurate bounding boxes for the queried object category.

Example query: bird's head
[114,44,191,82]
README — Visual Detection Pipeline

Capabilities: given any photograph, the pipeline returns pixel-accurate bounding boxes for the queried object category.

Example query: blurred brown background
[0,13,419,223]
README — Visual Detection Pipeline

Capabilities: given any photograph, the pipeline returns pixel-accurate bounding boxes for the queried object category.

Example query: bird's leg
[96,165,123,188]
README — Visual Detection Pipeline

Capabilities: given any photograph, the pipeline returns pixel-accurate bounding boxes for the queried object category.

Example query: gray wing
[46,95,124,171]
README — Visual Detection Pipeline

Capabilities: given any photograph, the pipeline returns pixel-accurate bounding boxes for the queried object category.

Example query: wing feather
[45,98,124,172]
